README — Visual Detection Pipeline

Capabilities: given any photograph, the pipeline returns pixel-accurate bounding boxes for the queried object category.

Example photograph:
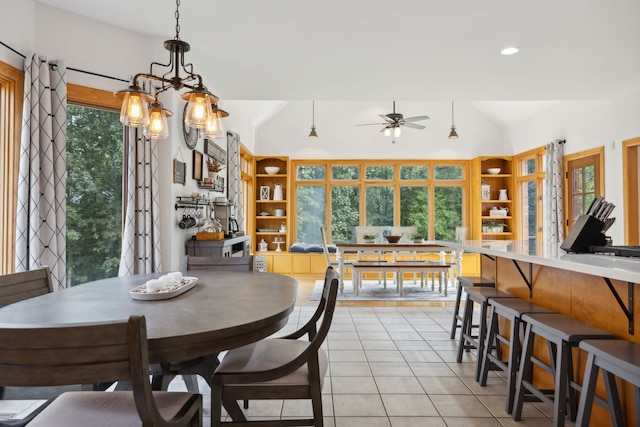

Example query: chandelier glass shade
[115,0,226,140]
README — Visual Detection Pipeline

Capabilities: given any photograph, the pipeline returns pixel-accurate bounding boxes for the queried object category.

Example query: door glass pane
[365,165,393,180]
[365,186,394,225]
[331,186,359,242]
[434,186,462,240]
[296,165,325,180]
[434,165,463,180]
[400,166,429,180]
[522,158,536,175]
[331,165,359,180]
[296,185,325,243]
[66,105,122,286]
[572,169,583,192]
[400,186,429,238]
[521,181,537,243]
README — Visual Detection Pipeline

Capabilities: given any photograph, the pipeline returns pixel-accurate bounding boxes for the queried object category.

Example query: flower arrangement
[482,220,505,233]
[206,157,222,172]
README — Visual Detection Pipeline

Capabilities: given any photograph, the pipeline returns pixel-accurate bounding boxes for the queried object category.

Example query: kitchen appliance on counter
[561,196,617,254]
[214,199,240,238]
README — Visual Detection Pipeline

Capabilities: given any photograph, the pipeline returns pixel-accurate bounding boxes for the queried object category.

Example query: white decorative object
[264,166,280,175]
[258,239,268,252]
[273,184,284,200]
[499,189,508,200]
[481,184,491,200]
[260,186,270,200]
[487,168,501,175]
[490,207,509,216]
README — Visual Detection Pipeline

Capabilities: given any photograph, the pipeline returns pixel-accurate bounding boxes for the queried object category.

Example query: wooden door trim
[623,137,640,245]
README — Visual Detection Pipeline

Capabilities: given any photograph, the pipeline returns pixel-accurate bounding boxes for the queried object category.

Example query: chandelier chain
[175,0,181,39]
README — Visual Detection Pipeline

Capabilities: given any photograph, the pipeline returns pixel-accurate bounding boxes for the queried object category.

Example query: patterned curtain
[543,139,565,256]
[15,55,67,291]
[118,128,161,275]
[227,131,243,232]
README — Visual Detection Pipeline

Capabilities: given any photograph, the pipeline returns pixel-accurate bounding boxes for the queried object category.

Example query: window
[0,61,24,274]
[66,84,123,286]
[564,147,603,233]
[291,160,469,243]
[240,145,254,235]
[515,148,545,247]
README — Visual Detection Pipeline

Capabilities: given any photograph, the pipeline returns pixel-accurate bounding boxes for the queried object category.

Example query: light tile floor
[174,303,574,427]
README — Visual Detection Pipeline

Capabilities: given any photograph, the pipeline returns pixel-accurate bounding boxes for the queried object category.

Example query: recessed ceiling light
[500,47,520,56]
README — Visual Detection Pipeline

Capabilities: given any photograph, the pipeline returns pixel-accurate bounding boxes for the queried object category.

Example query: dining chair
[210,266,339,427]
[320,226,355,287]
[389,226,418,284]
[0,267,53,415]
[0,267,52,309]
[354,226,386,285]
[0,315,203,427]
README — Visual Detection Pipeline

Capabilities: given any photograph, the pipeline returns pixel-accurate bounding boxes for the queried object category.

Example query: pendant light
[448,101,459,139]
[308,101,318,138]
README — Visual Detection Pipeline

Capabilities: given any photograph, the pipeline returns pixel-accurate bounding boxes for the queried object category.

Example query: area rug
[311,279,457,302]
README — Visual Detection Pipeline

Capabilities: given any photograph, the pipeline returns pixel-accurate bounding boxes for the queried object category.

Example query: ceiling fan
[356,101,430,139]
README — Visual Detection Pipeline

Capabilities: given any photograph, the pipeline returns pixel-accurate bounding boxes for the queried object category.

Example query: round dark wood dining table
[0,270,298,364]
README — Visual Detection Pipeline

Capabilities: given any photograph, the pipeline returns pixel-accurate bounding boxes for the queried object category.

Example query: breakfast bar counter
[439,240,640,425]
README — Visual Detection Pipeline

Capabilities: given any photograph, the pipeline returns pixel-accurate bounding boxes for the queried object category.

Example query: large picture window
[292,160,469,243]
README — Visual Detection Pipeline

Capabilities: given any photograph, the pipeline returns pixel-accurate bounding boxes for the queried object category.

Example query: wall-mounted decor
[260,186,270,200]
[205,139,227,165]
[192,150,203,181]
[173,159,186,185]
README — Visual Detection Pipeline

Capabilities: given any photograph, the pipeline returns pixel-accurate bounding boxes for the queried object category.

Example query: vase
[273,184,283,201]
[498,189,508,201]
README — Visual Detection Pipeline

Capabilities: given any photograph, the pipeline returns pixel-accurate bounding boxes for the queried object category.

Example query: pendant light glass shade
[204,104,229,139]
[308,101,318,138]
[394,126,402,138]
[144,99,172,139]
[384,127,391,137]
[115,87,152,128]
[448,101,459,139]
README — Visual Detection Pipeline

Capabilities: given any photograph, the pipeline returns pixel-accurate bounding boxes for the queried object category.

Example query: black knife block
[561,215,606,253]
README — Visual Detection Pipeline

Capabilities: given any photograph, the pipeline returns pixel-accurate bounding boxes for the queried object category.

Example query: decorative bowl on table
[264,166,280,175]
[384,234,403,244]
[487,168,501,175]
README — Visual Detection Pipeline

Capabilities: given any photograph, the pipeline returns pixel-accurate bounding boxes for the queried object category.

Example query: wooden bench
[352,260,453,296]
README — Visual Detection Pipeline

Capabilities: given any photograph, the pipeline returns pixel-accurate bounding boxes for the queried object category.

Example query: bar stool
[479,298,554,414]
[456,287,515,382]
[576,339,640,427]
[450,276,495,339]
[512,313,615,427]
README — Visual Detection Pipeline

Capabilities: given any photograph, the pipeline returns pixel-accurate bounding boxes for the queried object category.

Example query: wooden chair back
[0,267,52,308]
[319,226,334,266]
[0,315,202,426]
[183,255,254,272]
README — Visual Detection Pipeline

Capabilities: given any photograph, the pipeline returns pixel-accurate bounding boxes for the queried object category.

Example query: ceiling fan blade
[403,123,426,129]
[403,115,430,122]
[356,122,388,126]
[379,114,395,123]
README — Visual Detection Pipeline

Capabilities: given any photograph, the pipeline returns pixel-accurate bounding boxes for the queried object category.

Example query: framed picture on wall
[173,159,186,185]
[192,150,203,181]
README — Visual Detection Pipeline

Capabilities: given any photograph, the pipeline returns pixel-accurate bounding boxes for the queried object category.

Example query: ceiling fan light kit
[356,101,429,140]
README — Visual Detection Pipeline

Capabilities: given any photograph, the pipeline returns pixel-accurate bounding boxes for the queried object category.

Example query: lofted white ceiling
[36,0,640,127]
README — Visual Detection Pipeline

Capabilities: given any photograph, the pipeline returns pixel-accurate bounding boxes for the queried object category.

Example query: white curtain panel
[543,140,565,256]
[118,128,161,276]
[15,54,67,291]
[227,131,243,231]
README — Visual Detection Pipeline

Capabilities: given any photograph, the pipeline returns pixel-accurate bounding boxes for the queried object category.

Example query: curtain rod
[1,40,129,83]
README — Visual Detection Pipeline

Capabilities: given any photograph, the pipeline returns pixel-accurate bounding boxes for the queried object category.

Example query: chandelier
[115,0,228,140]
